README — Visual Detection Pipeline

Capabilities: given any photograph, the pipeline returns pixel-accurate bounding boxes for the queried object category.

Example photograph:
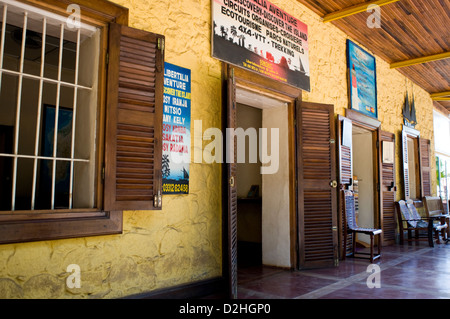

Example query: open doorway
[352,124,377,247]
[236,103,262,268]
[235,88,292,271]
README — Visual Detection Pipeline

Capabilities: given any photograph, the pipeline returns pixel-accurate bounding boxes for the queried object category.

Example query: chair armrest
[401,218,433,222]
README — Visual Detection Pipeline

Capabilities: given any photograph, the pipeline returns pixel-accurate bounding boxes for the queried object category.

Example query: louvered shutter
[226,66,238,299]
[337,115,353,258]
[419,138,432,197]
[104,23,164,211]
[297,101,338,268]
[380,131,396,245]
[402,130,410,200]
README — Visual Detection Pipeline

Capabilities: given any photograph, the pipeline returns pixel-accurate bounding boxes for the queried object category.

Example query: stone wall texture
[0,0,436,298]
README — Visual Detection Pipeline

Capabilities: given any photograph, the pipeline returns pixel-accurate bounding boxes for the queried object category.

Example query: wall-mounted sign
[162,62,191,194]
[347,40,378,119]
[382,141,394,164]
[212,0,310,91]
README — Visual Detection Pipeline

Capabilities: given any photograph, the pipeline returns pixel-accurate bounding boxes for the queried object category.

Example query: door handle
[330,180,337,188]
[229,176,235,188]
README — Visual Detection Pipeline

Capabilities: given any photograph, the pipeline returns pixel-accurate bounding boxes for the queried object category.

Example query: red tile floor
[236,242,450,299]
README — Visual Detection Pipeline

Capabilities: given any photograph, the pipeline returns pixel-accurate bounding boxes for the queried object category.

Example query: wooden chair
[424,196,449,244]
[343,190,382,263]
[395,200,447,247]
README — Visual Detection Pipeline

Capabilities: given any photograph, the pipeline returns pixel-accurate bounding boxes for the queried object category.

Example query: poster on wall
[162,62,191,194]
[212,0,310,91]
[347,40,378,119]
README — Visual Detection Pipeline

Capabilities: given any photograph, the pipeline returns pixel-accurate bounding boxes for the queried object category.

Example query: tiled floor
[237,242,450,299]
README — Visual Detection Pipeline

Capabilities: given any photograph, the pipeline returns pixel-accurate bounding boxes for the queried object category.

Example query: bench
[424,196,449,244]
[396,200,447,247]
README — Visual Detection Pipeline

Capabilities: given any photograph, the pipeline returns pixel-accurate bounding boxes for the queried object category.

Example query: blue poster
[347,40,377,119]
[162,63,191,194]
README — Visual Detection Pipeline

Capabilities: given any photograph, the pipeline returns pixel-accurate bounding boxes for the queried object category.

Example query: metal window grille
[0,0,99,211]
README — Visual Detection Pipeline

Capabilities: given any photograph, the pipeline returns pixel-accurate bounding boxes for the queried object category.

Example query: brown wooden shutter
[402,130,410,200]
[419,138,432,197]
[380,131,396,245]
[225,66,238,299]
[297,101,338,268]
[104,23,164,211]
[337,115,353,259]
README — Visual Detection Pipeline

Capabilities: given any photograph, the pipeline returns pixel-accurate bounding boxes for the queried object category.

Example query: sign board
[162,63,191,194]
[212,0,310,91]
[347,40,378,119]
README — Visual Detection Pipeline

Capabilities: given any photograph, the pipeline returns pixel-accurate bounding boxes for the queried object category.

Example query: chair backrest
[397,200,417,228]
[343,190,357,230]
[406,199,422,227]
[424,196,444,217]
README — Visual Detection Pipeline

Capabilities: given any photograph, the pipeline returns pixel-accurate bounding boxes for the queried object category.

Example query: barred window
[0,0,100,211]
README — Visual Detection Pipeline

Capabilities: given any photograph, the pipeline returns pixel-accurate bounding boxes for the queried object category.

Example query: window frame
[0,0,129,244]
[401,125,432,201]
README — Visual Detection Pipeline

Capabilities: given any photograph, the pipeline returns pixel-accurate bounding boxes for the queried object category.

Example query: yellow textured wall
[0,0,437,299]
[0,0,223,299]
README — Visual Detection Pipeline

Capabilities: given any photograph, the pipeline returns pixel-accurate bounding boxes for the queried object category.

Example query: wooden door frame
[221,64,302,294]
[345,109,383,239]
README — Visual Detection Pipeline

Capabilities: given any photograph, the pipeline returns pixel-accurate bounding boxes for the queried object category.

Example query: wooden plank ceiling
[296,0,450,113]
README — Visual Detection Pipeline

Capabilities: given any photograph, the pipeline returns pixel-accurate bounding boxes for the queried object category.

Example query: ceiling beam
[390,52,450,69]
[322,0,400,23]
[431,91,450,99]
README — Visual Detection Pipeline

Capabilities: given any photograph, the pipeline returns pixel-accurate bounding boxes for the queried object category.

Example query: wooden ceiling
[297,0,450,113]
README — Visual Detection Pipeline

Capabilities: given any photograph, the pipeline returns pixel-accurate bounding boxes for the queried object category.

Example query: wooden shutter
[402,130,410,200]
[337,115,353,259]
[419,138,432,197]
[104,23,164,211]
[297,101,338,268]
[380,131,396,245]
[226,66,238,299]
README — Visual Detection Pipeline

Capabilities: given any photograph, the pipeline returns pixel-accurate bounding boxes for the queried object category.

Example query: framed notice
[162,63,191,194]
[212,0,310,91]
[347,40,377,119]
[382,141,394,164]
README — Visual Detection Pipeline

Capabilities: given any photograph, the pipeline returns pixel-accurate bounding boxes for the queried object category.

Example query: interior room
[351,125,376,247]
[235,88,291,270]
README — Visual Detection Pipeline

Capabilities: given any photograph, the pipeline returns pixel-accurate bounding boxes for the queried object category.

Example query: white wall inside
[261,104,290,268]
[352,127,374,245]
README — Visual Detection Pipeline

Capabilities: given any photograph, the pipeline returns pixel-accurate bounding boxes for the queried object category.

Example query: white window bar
[30,17,46,210]
[1,0,97,34]
[68,27,81,209]
[0,5,7,89]
[0,68,92,91]
[10,11,27,211]
[51,23,65,210]
[0,153,89,163]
